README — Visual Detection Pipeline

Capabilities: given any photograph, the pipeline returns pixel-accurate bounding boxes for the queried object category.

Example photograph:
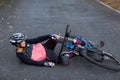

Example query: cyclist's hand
[51,34,61,40]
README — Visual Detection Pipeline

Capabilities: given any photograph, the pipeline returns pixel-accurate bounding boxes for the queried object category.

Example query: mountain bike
[59,25,120,71]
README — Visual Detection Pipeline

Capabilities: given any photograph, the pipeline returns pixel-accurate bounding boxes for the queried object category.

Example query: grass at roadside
[100,0,120,11]
[0,0,6,7]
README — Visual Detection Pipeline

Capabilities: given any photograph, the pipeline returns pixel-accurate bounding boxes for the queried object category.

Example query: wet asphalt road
[0,0,120,80]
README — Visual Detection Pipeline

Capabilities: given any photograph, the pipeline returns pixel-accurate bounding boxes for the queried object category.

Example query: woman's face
[15,41,26,48]
[20,41,26,48]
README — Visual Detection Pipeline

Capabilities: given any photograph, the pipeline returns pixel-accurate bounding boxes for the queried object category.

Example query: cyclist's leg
[44,38,57,50]
[61,51,76,58]
[60,51,76,66]
[46,49,58,63]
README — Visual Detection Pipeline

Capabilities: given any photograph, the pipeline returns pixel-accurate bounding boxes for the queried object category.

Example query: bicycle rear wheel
[81,50,120,71]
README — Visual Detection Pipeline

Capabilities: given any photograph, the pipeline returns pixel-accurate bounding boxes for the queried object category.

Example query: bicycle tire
[80,50,120,71]
[59,25,69,57]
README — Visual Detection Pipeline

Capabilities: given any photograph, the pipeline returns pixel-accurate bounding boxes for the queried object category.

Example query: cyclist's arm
[17,53,46,66]
[26,34,51,44]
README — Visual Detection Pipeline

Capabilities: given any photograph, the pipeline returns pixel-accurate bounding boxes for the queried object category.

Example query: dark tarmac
[0,0,120,80]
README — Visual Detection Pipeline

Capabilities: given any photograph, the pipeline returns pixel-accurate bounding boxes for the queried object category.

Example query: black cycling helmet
[9,33,26,45]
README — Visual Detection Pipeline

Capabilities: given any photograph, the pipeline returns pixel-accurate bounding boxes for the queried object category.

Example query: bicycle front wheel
[81,50,120,71]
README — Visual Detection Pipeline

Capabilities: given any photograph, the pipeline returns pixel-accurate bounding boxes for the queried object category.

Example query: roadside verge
[0,0,6,7]
[97,0,120,14]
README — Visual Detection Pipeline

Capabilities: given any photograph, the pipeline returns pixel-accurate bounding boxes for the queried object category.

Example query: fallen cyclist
[9,33,63,67]
[9,33,85,67]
